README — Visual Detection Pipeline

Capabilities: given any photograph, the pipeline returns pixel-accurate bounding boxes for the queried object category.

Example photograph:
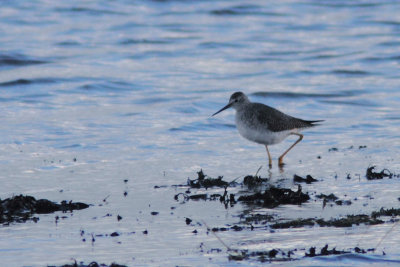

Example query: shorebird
[212,92,322,167]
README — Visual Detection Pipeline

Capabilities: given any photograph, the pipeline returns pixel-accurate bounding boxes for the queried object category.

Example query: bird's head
[212,91,249,116]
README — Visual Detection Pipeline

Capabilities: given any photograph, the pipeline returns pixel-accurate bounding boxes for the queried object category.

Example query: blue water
[1,0,400,266]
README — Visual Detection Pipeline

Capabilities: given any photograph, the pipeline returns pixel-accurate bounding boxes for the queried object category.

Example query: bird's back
[240,102,321,132]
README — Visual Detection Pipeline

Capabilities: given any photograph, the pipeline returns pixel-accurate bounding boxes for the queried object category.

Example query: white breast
[235,112,295,145]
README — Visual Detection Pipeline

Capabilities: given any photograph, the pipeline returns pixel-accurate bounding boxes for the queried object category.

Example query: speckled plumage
[239,102,319,132]
[212,91,323,166]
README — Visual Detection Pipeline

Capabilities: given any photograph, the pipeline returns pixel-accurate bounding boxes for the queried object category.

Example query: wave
[0,53,48,67]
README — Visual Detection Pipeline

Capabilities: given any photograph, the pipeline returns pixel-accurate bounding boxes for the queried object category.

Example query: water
[1,0,400,266]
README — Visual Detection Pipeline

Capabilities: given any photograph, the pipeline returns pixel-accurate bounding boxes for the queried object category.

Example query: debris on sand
[175,193,213,202]
[237,206,393,231]
[371,207,400,218]
[174,191,236,207]
[187,170,229,189]
[174,170,238,207]
[315,193,352,207]
[334,200,352,206]
[0,195,89,225]
[305,244,375,257]
[316,193,352,207]
[305,244,349,257]
[318,214,383,227]
[185,217,192,225]
[47,261,127,267]
[241,213,275,225]
[243,175,269,188]
[366,166,393,180]
[238,185,310,208]
[293,174,318,184]
[228,248,289,262]
[271,214,384,229]
[271,218,315,229]
[229,245,374,262]
[316,193,338,201]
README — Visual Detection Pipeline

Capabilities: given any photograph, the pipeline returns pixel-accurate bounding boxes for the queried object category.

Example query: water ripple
[0,78,56,87]
[210,5,285,16]
[362,55,400,62]
[77,81,136,93]
[307,2,386,8]
[118,38,171,45]
[331,69,371,76]
[0,53,48,67]
[198,42,244,49]
[378,41,400,47]
[55,41,82,47]
[321,99,379,107]
[54,7,126,16]
[252,90,363,99]
[169,121,235,133]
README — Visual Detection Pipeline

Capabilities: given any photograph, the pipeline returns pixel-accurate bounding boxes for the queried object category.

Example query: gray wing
[248,103,319,132]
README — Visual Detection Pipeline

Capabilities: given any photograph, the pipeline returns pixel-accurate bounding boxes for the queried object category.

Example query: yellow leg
[278,133,303,166]
[265,145,272,168]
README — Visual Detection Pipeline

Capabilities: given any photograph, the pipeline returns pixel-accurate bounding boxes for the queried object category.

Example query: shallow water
[1,0,400,266]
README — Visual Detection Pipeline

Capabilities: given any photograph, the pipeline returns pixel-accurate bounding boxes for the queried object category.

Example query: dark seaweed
[241,213,275,225]
[316,193,338,201]
[238,185,309,208]
[293,174,318,184]
[228,248,292,262]
[187,170,229,189]
[271,214,384,229]
[229,245,374,262]
[371,207,400,218]
[243,175,269,188]
[47,261,127,267]
[0,195,89,225]
[271,218,315,229]
[305,244,348,257]
[366,166,393,180]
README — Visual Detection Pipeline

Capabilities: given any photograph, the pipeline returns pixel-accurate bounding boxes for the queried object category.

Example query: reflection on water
[0,0,400,266]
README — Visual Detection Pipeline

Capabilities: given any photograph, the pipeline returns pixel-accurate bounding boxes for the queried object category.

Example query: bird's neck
[235,102,251,113]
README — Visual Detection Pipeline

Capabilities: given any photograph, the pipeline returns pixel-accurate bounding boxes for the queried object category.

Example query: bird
[212,92,323,167]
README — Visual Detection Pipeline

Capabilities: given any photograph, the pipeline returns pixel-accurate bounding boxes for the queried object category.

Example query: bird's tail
[303,119,324,127]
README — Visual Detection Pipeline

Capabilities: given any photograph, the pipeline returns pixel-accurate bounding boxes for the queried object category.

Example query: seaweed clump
[229,245,374,262]
[315,193,351,207]
[305,244,348,257]
[174,170,237,207]
[305,245,375,257]
[316,193,338,201]
[48,261,127,267]
[271,214,384,229]
[371,207,400,218]
[228,248,292,262]
[242,213,275,225]
[187,170,229,189]
[316,215,383,227]
[293,174,318,184]
[0,195,89,225]
[238,185,309,208]
[271,218,315,229]
[243,175,269,188]
[366,166,393,180]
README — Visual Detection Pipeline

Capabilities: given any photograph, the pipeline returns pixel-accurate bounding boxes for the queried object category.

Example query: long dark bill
[212,102,233,116]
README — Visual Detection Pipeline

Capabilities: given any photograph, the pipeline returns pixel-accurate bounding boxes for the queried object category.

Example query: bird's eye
[235,99,238,102]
